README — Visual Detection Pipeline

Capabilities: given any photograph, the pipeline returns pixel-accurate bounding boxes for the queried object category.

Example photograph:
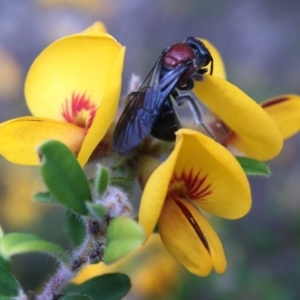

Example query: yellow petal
[77,45,125,166]
[200,38,226,79]
[138,134,183,240]
[25,33,124,119]
[173,129,251,219]
[139,128,251,241]
[159,195,226,276]
[129,235,182,297]
[25,33,125,166]
[194,75,283,160]
[82,21,107,34]
[73,263,109,284]
[261,94,300,140]
[0,117,85,165]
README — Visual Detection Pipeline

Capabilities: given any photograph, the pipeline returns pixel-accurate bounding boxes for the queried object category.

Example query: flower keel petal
[158,195,226,276]
[193,75,283,160]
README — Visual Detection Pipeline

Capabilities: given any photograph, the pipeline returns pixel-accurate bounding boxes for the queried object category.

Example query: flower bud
[96,186,133,219]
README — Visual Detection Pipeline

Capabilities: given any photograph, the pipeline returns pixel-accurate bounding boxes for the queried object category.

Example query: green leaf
[0,233,70,264]
[103,217,144,264]
[33,191,60,204]
[0,255,11,274]
[0,264,21,299]
[0,226,4,239]
[38,140,92,215]
[65,274,131,300]
[109,177,134,190]
[0,229,10,273]
[86,202,108,219]
[95,165,109,196]
[235,156,270,176]
[65,212,86,247]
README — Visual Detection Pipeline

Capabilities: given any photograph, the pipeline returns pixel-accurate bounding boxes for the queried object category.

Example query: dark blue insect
[113,37,213,155]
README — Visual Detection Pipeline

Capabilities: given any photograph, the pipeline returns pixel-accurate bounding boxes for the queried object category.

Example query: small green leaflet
[0,233,69,264]
[38,140,92,215]
[85,202,108,219]
[94,165,109,196]
[103,217,144,264]
[64,273,131,300]
[0,265,21,299]
[33,191,60,203]
[235,156,270,176]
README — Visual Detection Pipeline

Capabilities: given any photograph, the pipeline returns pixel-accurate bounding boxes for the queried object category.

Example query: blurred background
[0,0,300,299]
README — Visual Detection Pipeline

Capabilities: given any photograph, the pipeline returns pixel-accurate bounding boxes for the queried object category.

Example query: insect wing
[113,57,190,155]
[113,56,164,155]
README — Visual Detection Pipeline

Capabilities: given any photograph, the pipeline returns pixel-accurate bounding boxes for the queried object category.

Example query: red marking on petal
[261,96,289,108]
[170,168,212,200]
[172,194,210,253]
[61,92,97,130]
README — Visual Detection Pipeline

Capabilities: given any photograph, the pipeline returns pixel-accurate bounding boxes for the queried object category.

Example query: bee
[113,37,213,155]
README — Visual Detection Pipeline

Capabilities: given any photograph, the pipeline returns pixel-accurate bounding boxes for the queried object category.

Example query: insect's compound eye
[185,37,212,68]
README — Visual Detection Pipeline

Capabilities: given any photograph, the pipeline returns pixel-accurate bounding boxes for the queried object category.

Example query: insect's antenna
[209,56,214,75]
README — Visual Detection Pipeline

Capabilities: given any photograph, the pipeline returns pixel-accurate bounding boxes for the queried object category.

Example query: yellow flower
[260,94,300,140]
[193,39,283,161]
[0,22,125,166]
[138,129,251,276]
[0,162,47,229]
[128,235,182,298]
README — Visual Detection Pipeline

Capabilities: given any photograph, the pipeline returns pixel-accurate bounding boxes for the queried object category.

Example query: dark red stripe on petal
[261,97,289,108]
[170,168,212,200]
[173,196,210,253]
[61,92,97,129]
[192,184,211,199]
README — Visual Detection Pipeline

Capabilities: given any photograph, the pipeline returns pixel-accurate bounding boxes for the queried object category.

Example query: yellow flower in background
[0,49,22,101]
[194,39,283,161]
[0,22,125,166]
[139,129,251,276]
[38,0,104,13]
[0,162,47,229]
[125,235,183,299]
[260,94,300,140]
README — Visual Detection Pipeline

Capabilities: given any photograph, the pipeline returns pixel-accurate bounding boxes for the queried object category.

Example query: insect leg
[172,92,219,142]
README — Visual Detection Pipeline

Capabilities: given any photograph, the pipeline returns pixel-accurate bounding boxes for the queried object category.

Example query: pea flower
[260,94,300,140]
[191,39,283,161]
[138,128,251,276]
[0,22,125,166]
